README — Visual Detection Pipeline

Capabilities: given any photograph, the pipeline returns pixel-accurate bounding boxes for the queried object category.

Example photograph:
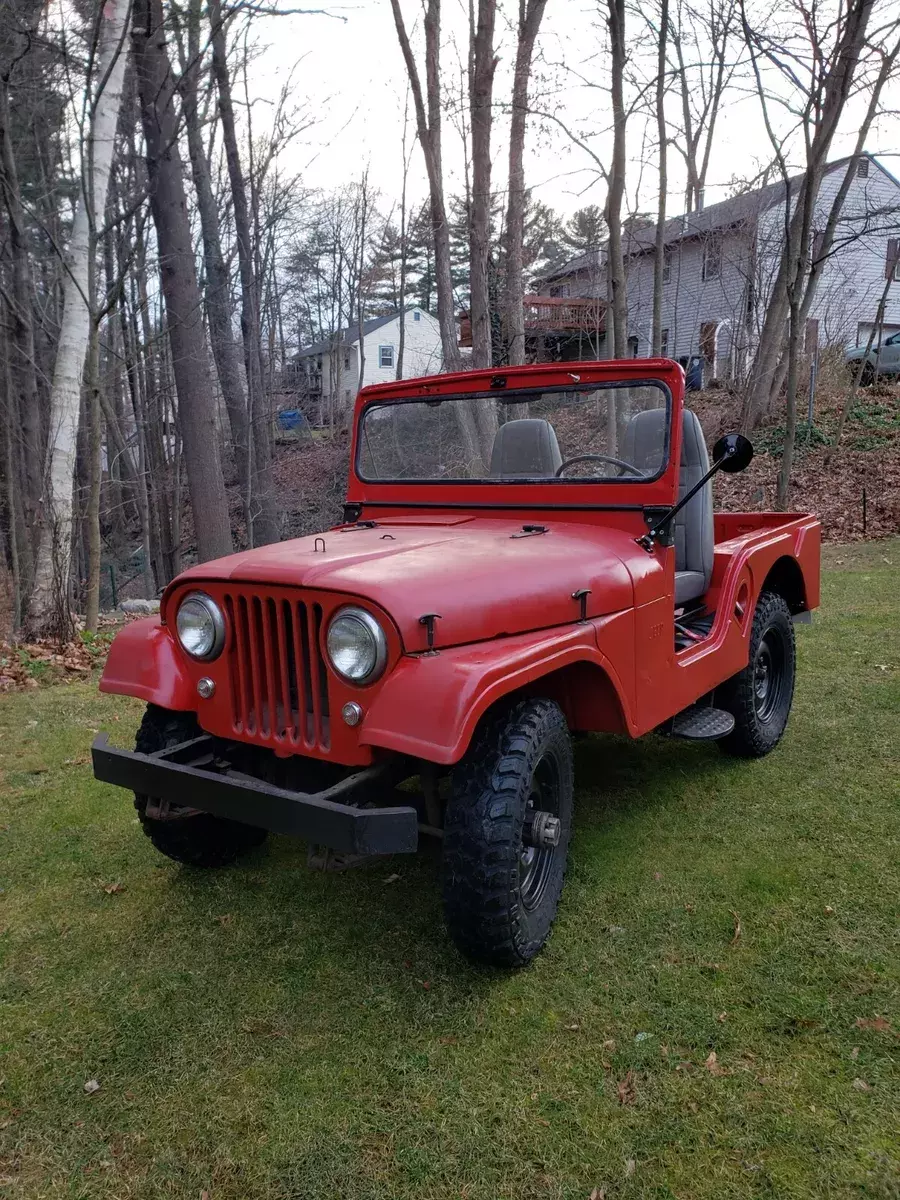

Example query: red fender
[99,618,195,711]
[360,617,635,765]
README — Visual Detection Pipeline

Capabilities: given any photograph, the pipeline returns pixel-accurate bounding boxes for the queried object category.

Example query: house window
[887,238,900,281]
[379,344,394,369]
[549,284,570,298]
[413,310,421,322]
[702,236,722,281]
[857,158,869,179]
[660,328,669,357]
[627,335,639,358]
[662,248,672,284]
[343,355,350,371]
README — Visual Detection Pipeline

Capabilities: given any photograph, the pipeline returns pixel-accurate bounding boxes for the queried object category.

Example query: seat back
[624,408,714,593]
[489,418,563,478]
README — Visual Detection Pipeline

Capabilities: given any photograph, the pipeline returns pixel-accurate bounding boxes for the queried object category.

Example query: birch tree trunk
[26,0,130,638]
[132,0,232,565]
[504,0,548,366]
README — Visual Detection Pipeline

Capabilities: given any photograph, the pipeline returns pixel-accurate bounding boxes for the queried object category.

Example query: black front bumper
[91,734,419,855]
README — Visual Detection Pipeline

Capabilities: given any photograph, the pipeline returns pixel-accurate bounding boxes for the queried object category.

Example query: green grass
[1,541,898,1199]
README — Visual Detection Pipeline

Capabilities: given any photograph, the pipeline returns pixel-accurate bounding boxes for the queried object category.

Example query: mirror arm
[637,452,729,553]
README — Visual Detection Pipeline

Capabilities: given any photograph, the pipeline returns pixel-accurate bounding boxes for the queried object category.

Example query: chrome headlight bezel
[175,591,226,661]
[326,605,388,685]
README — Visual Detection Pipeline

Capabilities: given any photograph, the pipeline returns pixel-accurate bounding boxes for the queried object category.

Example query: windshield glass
[357,382,670,483]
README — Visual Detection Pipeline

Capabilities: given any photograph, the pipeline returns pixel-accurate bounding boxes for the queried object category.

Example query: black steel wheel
[718,591,796,758]
[442,698,574,967]
[134,705,268,867]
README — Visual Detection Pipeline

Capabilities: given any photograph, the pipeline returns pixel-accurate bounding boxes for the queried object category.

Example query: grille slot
[224,590,330,749]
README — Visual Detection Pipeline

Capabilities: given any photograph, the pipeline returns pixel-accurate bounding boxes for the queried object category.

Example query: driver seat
[489,419,563,478]
[624,408,714,604]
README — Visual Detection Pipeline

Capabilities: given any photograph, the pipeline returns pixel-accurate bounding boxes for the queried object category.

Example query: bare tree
[739,0,877,511]
[132,0,232,563]
[651,0,669,355]
[389,0,462,371]
[669,0,741,213]
[467,0,498,369]
[504,0,548,366]
[209,0,279,546]
[605,0,628,361]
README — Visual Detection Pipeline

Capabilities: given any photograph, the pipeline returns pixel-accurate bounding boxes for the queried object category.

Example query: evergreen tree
[560,205,606,256]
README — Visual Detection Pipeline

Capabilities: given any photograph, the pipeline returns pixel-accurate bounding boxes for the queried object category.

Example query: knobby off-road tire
[442,698,574,967]
[718,591,796,758]
[134,704,267,867]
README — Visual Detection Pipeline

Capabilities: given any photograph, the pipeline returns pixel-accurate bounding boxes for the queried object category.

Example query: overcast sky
[248,0,900,224]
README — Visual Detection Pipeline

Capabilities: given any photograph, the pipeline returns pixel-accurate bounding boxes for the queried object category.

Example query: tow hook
[523,810,562,848]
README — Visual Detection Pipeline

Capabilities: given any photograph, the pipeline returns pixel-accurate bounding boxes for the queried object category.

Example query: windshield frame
[354,378,673,487]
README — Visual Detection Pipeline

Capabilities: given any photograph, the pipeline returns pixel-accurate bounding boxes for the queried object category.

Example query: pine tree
[561,205,606,256]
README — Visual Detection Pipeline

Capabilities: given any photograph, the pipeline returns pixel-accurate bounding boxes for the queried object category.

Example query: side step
[665,704,735,741]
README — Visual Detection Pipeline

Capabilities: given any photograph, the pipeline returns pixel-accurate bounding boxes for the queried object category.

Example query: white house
[296,309,443,421]
[536,154,900,378]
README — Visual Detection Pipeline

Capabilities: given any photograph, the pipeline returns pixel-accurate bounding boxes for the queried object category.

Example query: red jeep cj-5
[93,360,820,966]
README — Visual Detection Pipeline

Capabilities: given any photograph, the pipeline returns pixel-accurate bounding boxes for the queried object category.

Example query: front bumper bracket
[91,734,419,856]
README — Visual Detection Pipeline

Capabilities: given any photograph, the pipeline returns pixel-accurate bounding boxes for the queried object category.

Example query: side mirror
[713,433,754,474]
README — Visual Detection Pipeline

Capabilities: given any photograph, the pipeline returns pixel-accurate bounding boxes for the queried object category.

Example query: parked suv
[845,330,900,382]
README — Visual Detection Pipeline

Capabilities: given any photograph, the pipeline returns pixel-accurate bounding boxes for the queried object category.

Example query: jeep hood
[174,517,637,650]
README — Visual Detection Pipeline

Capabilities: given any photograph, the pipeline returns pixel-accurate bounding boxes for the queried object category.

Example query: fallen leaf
[824,905,835,915]
[438,1036,458,1045]
[850,1046,860,1060]
[852,1077,872,1092]
[730,911,742,946]
[589,1189,606,1199]
[602,1038,616,1051]
[536,1117,550,1127]
[653,871,661,881]
[419,980,431,990]
[83,1079,101,1095]
[566,1023,580,1031]
[634,1031,652,1043]
[607,925,626,935]
[103,882,125,895]
[214,914,232,927]
[383,873,401,884]
[717,1011,728,1023]
[617,1069,637,1106]
[855,1016,892,1033]
[705,1051,729,1076]
[625,1158,636,1177]
[201,1192,210,1200]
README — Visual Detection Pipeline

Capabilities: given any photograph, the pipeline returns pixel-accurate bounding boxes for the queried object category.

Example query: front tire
[718,591,796,758]
[442,698,574,967]
[134,705,268,867]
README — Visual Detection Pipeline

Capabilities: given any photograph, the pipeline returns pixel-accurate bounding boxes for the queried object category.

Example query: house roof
[538,153,898,282]
[298,310,410,358]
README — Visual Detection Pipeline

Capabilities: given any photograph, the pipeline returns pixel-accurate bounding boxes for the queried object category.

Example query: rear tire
[442,698,574,967]
[718,591,796,758]
[134,705,268,867]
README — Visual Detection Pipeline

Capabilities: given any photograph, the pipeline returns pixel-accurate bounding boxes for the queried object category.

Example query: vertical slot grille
[225,590,330,749]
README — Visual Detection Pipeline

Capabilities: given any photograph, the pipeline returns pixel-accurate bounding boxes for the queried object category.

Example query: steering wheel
[555,454,645,478]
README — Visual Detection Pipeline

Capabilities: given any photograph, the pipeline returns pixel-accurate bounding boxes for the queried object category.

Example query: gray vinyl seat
[624,408,714,604]
[489,418,563,478]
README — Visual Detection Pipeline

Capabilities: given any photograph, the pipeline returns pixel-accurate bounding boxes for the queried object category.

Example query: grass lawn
[1,540,898,1199]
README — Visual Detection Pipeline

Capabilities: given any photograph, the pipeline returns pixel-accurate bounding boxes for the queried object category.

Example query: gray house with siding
[538,154,900,379]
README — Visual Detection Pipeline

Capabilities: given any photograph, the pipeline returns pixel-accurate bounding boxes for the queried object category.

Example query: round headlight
[176,592,225,661]
[326,606,388,684]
